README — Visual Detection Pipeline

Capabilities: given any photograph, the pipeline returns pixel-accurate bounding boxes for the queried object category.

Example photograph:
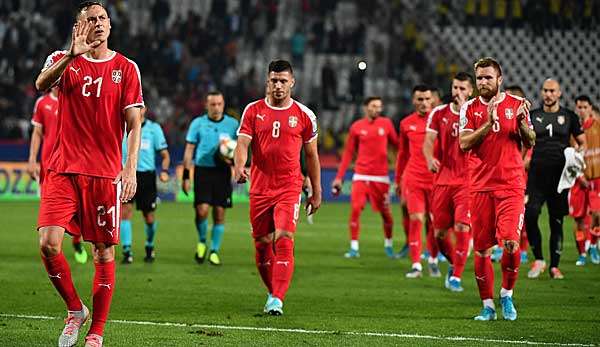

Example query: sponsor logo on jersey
[70,66,80,75]
[112,69,122,83]
[288,116,298,128]
[505,108,514,119]
[378,127,385,136]
[557,115,565,125]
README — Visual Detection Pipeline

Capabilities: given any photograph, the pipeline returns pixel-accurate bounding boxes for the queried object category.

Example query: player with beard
[525,79,585,279]
[459,57,535,321]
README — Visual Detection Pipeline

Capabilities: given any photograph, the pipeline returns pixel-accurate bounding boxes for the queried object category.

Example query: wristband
[183,168,190,180]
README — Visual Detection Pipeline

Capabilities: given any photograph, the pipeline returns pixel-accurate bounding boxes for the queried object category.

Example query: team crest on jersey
[505,108,514,119]
[557,115,565,125]
[111,70,122,83]
[378,127,385,136]
[288,116,298,128]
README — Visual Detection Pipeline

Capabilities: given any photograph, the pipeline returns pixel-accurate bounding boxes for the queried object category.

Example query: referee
[182,91,239,265]
[525,79,585,279]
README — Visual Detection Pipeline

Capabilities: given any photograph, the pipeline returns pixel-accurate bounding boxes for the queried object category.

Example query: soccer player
[396,85,438,278]
[28,86,89,265]
[525,80,585,279]
[423,72,474,291]
[571,95,600,266]
[182,91,239,265]
[459,57,535,321]
[234,60,321,316]
[120,106,170,264]
[332,96,398,258]
[35,2,143,346]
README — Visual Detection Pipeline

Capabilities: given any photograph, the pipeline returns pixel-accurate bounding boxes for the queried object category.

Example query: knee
[434,229,447,240]
[143,212,155,224]
[454,223,470,233]
[93,244,115,263]
[275,230,294,241]
[503,240,519,254]
[196,206,209,220]
[409,213,424,222]
[39,239,61,257]
[475,248,492,257]
[255,234,273,244]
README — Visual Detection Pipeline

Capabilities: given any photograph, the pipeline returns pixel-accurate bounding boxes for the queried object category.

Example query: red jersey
[237,98,318,195]
[396,112,434,188]
[335,116,398,181]
[426,103,470,186]
[43,50,144,179]
[31,92,59,169]
[459,93,532,192]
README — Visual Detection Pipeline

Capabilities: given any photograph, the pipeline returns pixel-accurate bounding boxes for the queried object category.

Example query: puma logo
[256,114,265,121]
[49,273,62,279]
[98,283,112,290]
[70,66,80,75]
[475,275,486,281]
[276,261,289,267]
[474,112,483,118]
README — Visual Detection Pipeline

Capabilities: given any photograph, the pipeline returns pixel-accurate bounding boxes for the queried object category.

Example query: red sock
[408,219,423,263]
[436,234,454,264]
[271,237,295,300]
[349,208,361,241]
[89,261,115,336]
[72,234,82,245]
[381,208,393,239]
[591,227,600,244]
[575,229,587,254]
[501,249,520,291]
[474,254,494,300]
[427,223,439,258]
[41,253,82,311]
[520,227,529,251]
[453,231,470,278]
[254,241,274,293]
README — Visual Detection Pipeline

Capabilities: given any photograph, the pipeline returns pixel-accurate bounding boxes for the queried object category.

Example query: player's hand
[234,166,249,183]
[26,161,40,181]
[306,190,322,216]
[580,177,590,189]
[68,20,101,57]
[182,178,191,196]
[427,157,441,173]
[159,171,169,182]
[303,176,313,197]
[517,99,531,122]
[331,178,342,197]
[395,183,402,198]
[114,167,137,203]
[486,96,499,125]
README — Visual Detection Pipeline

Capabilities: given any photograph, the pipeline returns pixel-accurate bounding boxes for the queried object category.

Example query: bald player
[525,79,585,279]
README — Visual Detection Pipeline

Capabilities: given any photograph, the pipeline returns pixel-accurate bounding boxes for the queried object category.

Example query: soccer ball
[219,138,237,160]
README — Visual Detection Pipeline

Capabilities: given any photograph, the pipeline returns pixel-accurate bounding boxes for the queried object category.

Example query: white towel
[557,147,585,193]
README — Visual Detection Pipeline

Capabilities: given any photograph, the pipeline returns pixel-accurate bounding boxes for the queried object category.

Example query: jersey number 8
[272,121,281,138]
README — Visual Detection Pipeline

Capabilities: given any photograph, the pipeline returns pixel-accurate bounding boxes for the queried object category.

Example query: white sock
[350,240,359,251]
[428,256,438,264]
[500,288,513,298]
[483,299,495,309]
[449,276,460,282]
[384,238,393,248]
[412,262,423,271]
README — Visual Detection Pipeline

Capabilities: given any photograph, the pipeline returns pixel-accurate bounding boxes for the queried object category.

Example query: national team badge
[111,70,122,83]
[557,115,565,125]
[288,116,298,128]
[378,127,385,136]
[505,108,514,119]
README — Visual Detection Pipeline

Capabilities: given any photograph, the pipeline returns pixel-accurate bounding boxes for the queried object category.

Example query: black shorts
[126,171,157,212]
[194,166,233,208]
[526,164,568,216]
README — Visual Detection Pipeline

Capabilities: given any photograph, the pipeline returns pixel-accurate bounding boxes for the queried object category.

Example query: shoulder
[224,114,239,125]
[294,100,317,120]
[530,108,543,115]
[242,99,263,116]
[190,115,206,127]
[504,93,524,106]
[42,50,67,70]
[430,104,447,117]
[461,98,478,114]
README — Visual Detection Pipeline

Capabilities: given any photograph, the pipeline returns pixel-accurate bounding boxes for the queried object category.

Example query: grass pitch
[0,201,599,346]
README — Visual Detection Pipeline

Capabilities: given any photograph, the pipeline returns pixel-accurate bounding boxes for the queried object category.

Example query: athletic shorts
[351,180,390,212]
[569,179,600,218]
[403,184,432,215]
[431,184,470,229]
[37,170,121,245]
[124,171,157,212]
[470,189,524,251]
[250,192,302,238]
[194,166,233,208]
[526,164,568,217]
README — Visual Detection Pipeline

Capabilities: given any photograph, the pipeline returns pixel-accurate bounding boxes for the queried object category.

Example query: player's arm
[159,149,170,182]
[27,125,43,180]
[459,99,495,151]
[118,107,142,202]
[233,135,251,183]
[423,131,440,173]
[394,126,409,193]
[332,129,357,194]
[303,139,322,215]
[516,99,535,148]
[181,142,196,195]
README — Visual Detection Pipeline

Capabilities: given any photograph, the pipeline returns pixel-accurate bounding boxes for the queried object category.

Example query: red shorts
[470,189,524,251]
[569,180,600,218]
[351,180,390,212]
[37,170,121,245]
[403,184,432,215]
[250,192,302,238]
[431,184,470,229]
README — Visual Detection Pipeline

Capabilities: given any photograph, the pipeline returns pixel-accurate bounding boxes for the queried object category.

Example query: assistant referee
[525,79,586,279]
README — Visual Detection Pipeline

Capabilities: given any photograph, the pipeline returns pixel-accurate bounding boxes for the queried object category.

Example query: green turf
[1,201,599,346]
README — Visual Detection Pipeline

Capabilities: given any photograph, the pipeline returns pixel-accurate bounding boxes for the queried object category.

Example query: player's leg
[471,191,497,320]
[251,196,275,311]
[449,186,470,291]
[396,200,410,258]
[587,184,600,264]
[142,211,156,262]
[86,243,115,345]
[139,171,158,262]
[346,181,367,258]
[193,167,212,263]
[72,234,88,264]
[405,184,427,277]
[431,185,454,282]
[208,207,226,265]
[524,187,546,278]
[569,183,588,265]
[119,202,134,264]
[546,190,569,277]
[369,182,394,257]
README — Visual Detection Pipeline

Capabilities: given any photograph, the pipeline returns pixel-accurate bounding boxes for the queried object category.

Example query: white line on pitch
[0,313,594,347]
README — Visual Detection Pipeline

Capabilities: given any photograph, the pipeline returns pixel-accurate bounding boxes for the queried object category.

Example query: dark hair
[429,87,440,96]
[592,105,600,113]
[268,60,293,75]
[205,90,223,100]
[454,72,474,85]
[505,85,525,98]
[412,84,430,95]
[575,95,592,104]
[474,57,502,76]
[363,96,382,106]
[76,1,106,18]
